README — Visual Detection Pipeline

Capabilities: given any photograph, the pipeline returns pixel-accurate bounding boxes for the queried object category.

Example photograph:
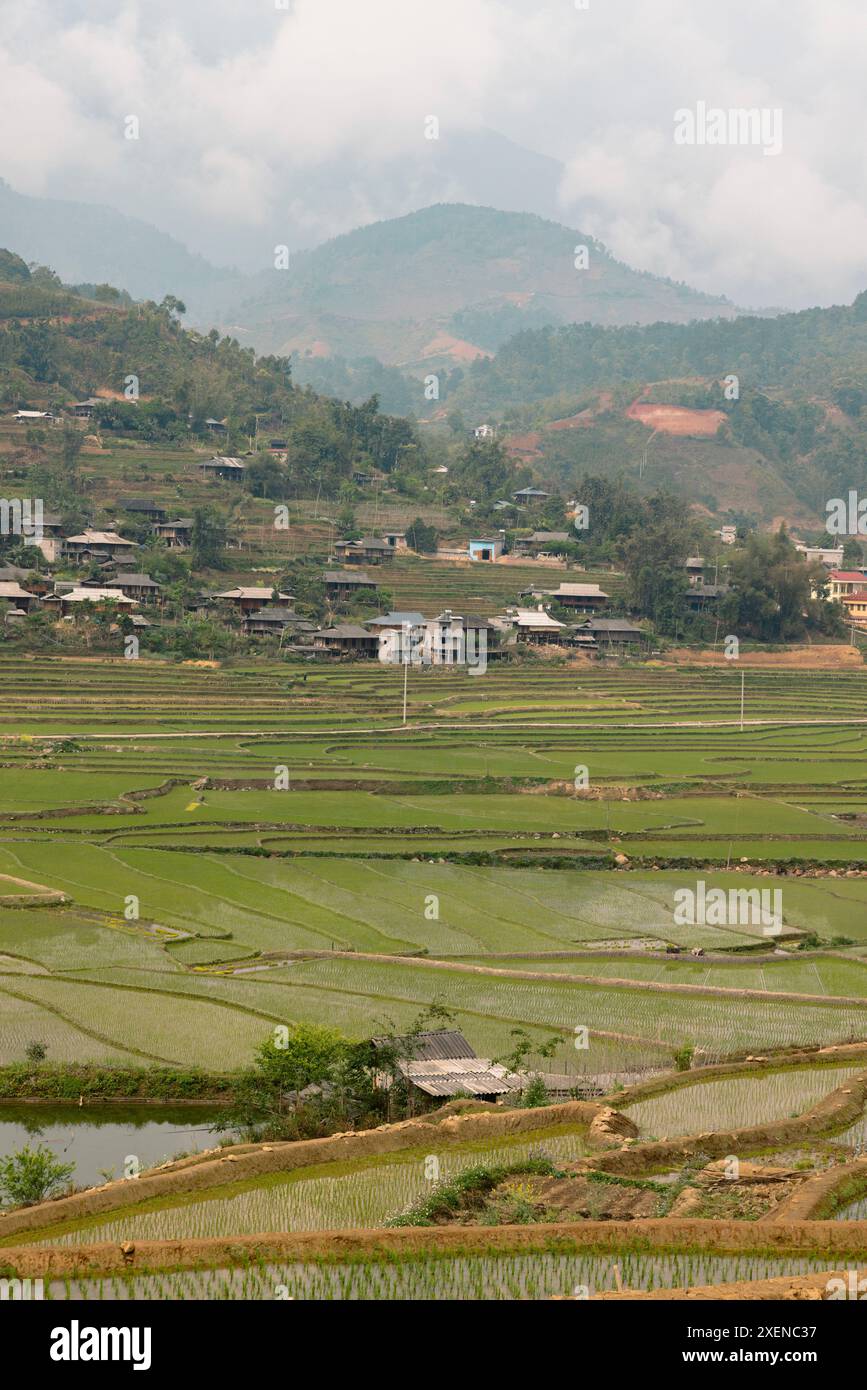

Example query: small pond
[0,1104,226,1189]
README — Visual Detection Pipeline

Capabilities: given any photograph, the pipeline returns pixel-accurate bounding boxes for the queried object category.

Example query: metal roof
[366,611,425,627]
[398,1058,523,1097]
[314,624,377,639]
[547,583,609,598]
[324,570,376,584]
[112,573,160,588]
[371,1029,477,1060]
[65,530,137,546]
[578,618,644,633]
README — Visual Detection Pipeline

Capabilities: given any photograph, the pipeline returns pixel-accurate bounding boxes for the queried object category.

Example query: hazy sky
[2,0,866,308]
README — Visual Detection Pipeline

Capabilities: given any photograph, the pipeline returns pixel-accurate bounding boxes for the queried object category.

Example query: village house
[840,589,867,627]
[66,398,103,420]
[682,556,706,586]
[473,424,495,440]
[382,531,408,553]
[33,512,64,564]
[828,570,866,602]
[684,582,729,613]
[423,611,491,665]
[334,536,393,565]
[324,570,379,603]
[378,611,492,666]
[576,617,645,649]
[242,606,312,637]
[351,467,387,486]
[795,542,844,568]
[513,487,550,505]
[513,531,572,557]
[366,610,426,638]
[46,586,138,615]
[497,606,567,644]
[215,586,293,615]
[524,581,610,614]
[122,500,167,523]
[714,525,738,546]
[0,563,40,586]
[200,456,246,479]
[0,581,39,612]
[311,624,380,658]
[110,573,162,604]
[153,517,193,549]
[63,530,140,564]
[467,537,504,562]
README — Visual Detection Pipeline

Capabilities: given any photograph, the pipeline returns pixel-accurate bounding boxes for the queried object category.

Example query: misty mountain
[0,179,245,320]
[223,203,740,375]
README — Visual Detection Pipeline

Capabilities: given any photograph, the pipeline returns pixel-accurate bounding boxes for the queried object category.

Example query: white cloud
[0,0,865,305]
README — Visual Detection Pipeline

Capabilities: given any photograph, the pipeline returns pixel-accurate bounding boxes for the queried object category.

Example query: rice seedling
[45,1252,857,1302]
[623,1066,866,1139]
[37,1131,588,1247]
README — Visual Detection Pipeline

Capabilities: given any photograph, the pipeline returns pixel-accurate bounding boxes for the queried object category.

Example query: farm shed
[371,1030,523,1102]
[201,456,246,478]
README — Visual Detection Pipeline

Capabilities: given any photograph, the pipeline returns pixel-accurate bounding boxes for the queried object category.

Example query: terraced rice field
[44,1252,856,1301]
[0,659,864,1071]
[0,657,865,1304]
[29,1128,590,1247]
[622,1066,867,1138]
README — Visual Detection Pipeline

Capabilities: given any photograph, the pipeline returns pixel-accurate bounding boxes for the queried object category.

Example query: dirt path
[260,949,867,1012]
[3,1219,866,1281]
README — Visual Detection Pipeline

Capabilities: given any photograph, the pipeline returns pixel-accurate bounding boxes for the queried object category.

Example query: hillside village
[1,451,862,663]
[0,404,863,667]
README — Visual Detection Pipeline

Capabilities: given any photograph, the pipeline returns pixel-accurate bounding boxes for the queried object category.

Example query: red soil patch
[664,645,862,670]
[547,410,595,431]
[626,400,727,436]
[419,333,492,363]
[504,432,543,460]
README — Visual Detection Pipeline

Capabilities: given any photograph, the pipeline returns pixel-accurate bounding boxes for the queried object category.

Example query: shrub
[0,1144,75,1208]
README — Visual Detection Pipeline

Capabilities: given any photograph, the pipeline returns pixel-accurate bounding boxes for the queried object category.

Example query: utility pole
[740,669,745,732]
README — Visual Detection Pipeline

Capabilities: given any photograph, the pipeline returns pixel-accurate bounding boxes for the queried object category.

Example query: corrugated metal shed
[372,1030,478,1061]
[399,1058,523,1097]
